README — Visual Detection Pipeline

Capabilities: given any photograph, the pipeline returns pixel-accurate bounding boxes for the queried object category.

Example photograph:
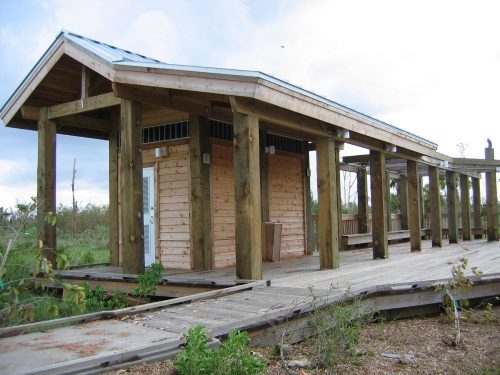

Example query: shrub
[175,325,266,375]
[307,292,375,369]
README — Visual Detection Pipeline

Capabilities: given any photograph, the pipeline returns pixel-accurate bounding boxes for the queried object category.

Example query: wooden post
[385,171,392,232]
[190,115,213,270]
[428,166,443,247]
[109,117,120,267]
[233,112,262,279]
[304,149,314,254]
[471,177,482,239]
[260,129,269,223]
[37,107,57,267]
[460,174,472,241]
[335,145,342,248]
[370,150,388,259]
[357,167,369,234]
[398,176,409,230]
[120,99,145,275]
[407,160,421,251]
[316,138,340,268]
[485,147,499,241]
[446,170,458,244]
[419,175,426,228]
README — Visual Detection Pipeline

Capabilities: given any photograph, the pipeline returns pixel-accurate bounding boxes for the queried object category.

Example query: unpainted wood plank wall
[268,154,306,258]
[143,144,191,269]
[211,143,237,268]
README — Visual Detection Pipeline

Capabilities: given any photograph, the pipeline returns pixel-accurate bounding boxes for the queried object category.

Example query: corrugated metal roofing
[63,31,438,149]
[2,30,438,150]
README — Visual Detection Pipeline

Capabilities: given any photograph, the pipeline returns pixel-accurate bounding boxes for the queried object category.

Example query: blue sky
[1,0,499,208]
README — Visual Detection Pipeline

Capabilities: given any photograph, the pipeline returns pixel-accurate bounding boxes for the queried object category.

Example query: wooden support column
[37,107,57,267]
[385,171,392,231]
[471,177,482,239]
[419,176,426,228]
[317,138,340,268]
[109,117,119,267]
[485,147,499,241]
[335,145,342,248]
[304,149,314,255]
[460,174,472,241]
[428,166,443,247]
[370,150,388,259]
[190,115,213,270]
[259,129,269,223]
[233,112,262,279]
[356,167,369,234]
[398,176,409,230]
[446,170,458,244]
[120,99,145,275]
[407,160,421,251]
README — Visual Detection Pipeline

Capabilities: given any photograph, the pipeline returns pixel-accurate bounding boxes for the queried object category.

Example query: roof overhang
[0,30,451,163]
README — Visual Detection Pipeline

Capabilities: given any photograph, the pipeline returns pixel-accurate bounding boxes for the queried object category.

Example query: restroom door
[143,167,155,267]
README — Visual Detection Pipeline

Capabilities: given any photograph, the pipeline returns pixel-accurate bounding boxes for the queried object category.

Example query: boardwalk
[1,240,499,374]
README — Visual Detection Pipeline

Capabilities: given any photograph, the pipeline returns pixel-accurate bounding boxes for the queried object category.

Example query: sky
[0,0,499,209]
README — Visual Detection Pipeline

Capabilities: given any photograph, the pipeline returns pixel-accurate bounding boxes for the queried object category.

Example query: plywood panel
[269,154,306,259]
[211,144,237,268]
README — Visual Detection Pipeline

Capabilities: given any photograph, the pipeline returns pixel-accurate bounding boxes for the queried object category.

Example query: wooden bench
[341,229,428,249]
[439,227,484,238]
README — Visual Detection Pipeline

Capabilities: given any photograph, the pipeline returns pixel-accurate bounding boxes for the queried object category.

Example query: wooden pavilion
[1,31,499,280]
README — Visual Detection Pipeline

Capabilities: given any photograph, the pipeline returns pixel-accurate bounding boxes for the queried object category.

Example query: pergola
[1,31,499,279]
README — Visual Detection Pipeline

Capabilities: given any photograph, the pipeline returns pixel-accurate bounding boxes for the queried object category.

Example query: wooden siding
[143,142,191,269]
[211,144,236,268]
[268,154,306,259]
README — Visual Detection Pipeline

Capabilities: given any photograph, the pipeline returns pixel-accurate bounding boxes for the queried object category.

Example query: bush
[307,292,375,369]
[175,325,266,375]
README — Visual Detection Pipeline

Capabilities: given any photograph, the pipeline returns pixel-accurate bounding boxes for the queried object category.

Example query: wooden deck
[1,239,499,374]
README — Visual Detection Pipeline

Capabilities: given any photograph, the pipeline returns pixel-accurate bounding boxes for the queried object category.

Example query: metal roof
[2,30,438,150]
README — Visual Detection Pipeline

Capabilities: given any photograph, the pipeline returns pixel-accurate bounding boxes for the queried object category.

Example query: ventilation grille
[209,119,233,141]
[142,121,189,144]
[266,133,304,154]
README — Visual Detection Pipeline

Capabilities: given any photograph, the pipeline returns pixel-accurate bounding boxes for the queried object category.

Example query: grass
[0,203,115,328]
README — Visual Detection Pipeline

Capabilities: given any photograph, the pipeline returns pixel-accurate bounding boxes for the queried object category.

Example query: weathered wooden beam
[120,99,145,274]
[190,115,213,271]
[357,167,369,234]
[419,176,425,228]
[81,65,90,99]
[317,138,340,268]
[48,92,121,119]
[471,177,482,239]
[485,147,499,241]
[233,112,262,279]
[260,129,269,223]
[370,150,388,259]
[398,176,409,230]
[21,105,40,121]
[37,107,57,267]
[460,174,472,241]
[428,166,443,247]
[113,83,231,122]
[407,160,421,251]
[446,170,459,244]
[385,170,392,231]
[304,149,314,254]
[335,145,342,248]
[108,116,119,267]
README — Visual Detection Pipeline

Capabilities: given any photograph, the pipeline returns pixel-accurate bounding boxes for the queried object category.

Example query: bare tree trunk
[72,158,77,234]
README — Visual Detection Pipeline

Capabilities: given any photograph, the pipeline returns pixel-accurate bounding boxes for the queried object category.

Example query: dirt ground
[107,306,499,375]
